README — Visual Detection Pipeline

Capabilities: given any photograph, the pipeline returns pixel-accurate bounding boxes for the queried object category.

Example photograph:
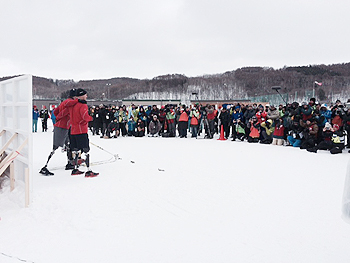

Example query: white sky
[1,0,350,81]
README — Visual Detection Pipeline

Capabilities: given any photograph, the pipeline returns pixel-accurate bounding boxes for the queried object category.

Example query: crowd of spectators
[84,98,350,154]
[34,97,350,155]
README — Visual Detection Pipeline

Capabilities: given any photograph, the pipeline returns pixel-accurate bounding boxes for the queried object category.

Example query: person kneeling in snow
[148,115,161,137]
[272,118,285,146]
[287,118,303,147]
[127,117,136,136]
[105,118,119,138]
[247,116,260,143]
[300,118,318,150]
[135,118,145,137]
[330,124,346,154]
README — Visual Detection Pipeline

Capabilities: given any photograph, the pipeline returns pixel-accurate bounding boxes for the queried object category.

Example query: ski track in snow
[1,121,350,263]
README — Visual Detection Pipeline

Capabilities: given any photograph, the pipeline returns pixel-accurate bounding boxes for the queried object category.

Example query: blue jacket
[320,109,332,122]
[127,120,136,131]
[51,109,56,122]
[33,109,40,120]
[231,110,243,122]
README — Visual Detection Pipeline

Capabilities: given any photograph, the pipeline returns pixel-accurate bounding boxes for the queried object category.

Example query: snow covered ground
[1,122,350,263]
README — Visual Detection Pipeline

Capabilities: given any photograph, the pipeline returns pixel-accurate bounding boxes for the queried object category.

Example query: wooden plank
[0,138,28,176]
[0,132,18,157]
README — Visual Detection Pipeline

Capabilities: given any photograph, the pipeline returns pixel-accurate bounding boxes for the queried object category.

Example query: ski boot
[39,167,54,176]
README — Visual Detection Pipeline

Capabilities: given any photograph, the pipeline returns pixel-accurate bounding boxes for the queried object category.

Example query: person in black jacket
[135,118,145,137]
[92,105,102,135]
[218,107,230,139]
[98,104,108,138]
[105,118,119,138]
[343,107,350,148]
[40,106,49,132]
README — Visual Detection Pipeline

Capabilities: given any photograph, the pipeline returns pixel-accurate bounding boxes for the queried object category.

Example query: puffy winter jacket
[69,100,93,135]
[54,98,78,129]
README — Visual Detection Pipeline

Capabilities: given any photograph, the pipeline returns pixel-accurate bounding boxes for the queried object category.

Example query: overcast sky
[1,0,350,81]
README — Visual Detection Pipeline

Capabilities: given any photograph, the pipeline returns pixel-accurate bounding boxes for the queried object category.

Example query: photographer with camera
[331,101,345,130]
[189,106,200,138]
[231,105,244,141]
[205,104,216,139]
[287,118,303,147]
[343,105,350,149]
[197,104,214,139]
[218,106,230,139]
[300,117,319,150]
[165,104,176,137]
[247,116,260,143]
[178,107,189,138]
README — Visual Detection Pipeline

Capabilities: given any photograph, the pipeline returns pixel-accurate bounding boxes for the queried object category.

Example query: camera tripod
[198,116,213,139]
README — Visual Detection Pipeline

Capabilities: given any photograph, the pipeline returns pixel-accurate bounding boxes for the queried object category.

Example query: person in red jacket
[178,107,189,138]
[39,89,78,176]
[69,88,98,177]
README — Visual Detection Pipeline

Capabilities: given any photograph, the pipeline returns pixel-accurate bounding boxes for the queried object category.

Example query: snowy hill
[1,124,350,263]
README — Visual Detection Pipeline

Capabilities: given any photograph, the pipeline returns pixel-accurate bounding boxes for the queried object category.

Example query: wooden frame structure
[0,75,33,207]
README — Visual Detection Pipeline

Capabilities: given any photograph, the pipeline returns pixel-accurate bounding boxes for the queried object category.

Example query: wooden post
[25,168,29,208]
[10,162,15,191]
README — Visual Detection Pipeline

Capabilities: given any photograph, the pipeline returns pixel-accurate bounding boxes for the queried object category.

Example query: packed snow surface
[1,125,350,263]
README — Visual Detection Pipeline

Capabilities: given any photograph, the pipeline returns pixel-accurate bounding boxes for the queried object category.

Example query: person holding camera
[205,104,216,139]
[189,106,200,138]
[178,107,189,138]
[299,118,319,150]
[300,102,313,122]
[135,118,145,137]
[343,107,350,148]
[331,105,344,130]
[165,105,176,137]
[247,116,260,143]
[271,118,285,146]
[218,106,230,139]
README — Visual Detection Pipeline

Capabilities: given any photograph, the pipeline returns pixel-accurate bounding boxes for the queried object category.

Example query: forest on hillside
[2,63,350,103]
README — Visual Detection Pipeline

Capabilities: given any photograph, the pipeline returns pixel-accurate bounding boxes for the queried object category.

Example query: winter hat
[69,88,77,97]
[333,124,340,131]
[76,88,87,96]
[325,122,331,129]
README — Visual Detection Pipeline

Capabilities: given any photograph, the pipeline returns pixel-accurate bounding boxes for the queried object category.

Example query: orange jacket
[179,111,189,122]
